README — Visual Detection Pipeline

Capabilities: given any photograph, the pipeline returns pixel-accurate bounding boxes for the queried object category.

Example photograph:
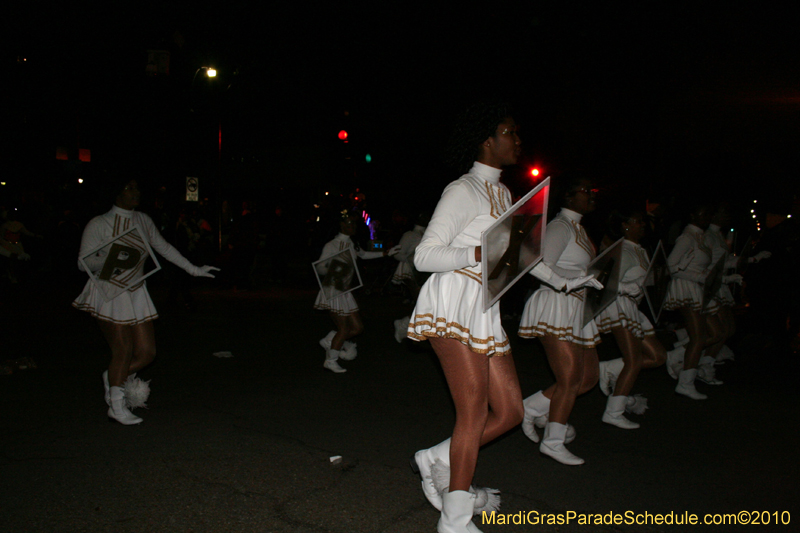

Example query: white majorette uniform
[705,224,739,307]
[663,224,718,314]
[73,205,203,325]
[518,208,601,347]
[407,162,512,356]
[391,225,425,284]
[596,240,655,339]
[313,233,383,316]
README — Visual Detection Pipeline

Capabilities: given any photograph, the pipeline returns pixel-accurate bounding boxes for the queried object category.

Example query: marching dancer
[701,203,771,371]
[596,209,666,428]
[315,212,399,373]
[517,176,604,465]
[662,203,724,399]
[408,102,525,533]
[73,178,218,425]
[392,213,428,343]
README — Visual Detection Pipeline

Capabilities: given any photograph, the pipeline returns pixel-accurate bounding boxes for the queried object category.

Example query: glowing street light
[206,68,217,77]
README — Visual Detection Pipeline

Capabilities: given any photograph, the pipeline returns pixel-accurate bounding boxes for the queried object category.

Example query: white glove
[565,275,603,293]
[722,274,743,285]
[677,251,695,270]
[619,281,642,298]
[387,245,402,257]
[748,251,772,263]
[189,265,220,278]
[17,252,31,261]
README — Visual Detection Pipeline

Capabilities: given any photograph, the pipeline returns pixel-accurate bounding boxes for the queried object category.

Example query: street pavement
[2,276,798,532]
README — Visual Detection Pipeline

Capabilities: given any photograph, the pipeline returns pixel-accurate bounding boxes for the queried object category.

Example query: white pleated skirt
[663,279,719,314]
[408,270,509,356]
[596,296,655,339]
[72,280,158,325]
[391,262,413,284]
[518,287,601,348]
[314,290,359,315]
[714,285,735,307]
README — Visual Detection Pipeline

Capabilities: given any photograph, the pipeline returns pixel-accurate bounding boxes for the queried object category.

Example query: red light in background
[531,168,540,177]
[338,130,348,140]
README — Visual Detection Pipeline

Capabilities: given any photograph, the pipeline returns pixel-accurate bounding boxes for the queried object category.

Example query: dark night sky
[7,3,800,221]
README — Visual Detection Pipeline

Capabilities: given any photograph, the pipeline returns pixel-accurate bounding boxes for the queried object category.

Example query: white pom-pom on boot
[716,344,735,364]
[697,355,723,385]
[625,394,648,415]
[339,341,357,361]
[430,460,501,516]
[675,368,707,400]
[666,346,685,379]
[522,391,575,444]
[438,490,482,533]
[123,373,151,409]
[394,316,410,344]
[411,438,450,511]
[102,371,111,406]
[108,386,142,425]
[602,395,640,429]
[323,349,347,373]
[598,358,624,396]
[540,422,584,465]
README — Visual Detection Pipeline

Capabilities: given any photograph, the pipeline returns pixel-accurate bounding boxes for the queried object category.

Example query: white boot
[102,370,110,406]
[394,316,410,344]
[675,368,707,400]
[318,330,336,351]
[697,355,723,385]
[716,344,735,364]
[540,422,584,465]
[666,346,685,379]
[323,349,347,373]
[412,438,450,511]
[339,341,358,361]
[602,395,640,429]
[522,391,576,443]
[598,358,624,396]
[674,328,690,347]
[108,386,143,425]
[438,490,482,533]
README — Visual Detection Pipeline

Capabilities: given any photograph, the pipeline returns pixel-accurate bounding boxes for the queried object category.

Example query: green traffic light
[365,154,372,163]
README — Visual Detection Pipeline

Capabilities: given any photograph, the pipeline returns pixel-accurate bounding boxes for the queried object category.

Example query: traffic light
[338,130,348,143]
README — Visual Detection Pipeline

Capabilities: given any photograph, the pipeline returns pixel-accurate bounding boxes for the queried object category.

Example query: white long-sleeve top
[77,205,197,276]
[414,162,511,273]
[667,224,712,283]
[316,233,383,275]
[705,224,739,270]
[395,225,425,264]
[539,208,596,280]
[619,239,650,303]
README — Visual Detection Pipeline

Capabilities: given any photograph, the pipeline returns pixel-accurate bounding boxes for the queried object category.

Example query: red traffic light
[530,168,540,177]
[338,130,348,141]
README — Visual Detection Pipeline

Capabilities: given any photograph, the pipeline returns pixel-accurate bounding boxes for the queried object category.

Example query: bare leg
[539,337,598,424]
[329,313,349,350]
[704,307,734,358]
[129,321,156,373]
[679,307,707,370]
[430,337,523,492]
[641,335,667,368]
[97,320,134,387]
[610,327,643,397]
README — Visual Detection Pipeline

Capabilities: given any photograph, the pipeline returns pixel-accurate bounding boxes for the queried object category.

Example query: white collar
[560,208,583,223]
[469,161,502,185]
[334,232,351,241]
[686,224,704,235]
[111,205,134,218]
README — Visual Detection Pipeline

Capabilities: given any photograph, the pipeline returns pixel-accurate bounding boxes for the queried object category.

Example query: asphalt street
[2,274,798,533]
